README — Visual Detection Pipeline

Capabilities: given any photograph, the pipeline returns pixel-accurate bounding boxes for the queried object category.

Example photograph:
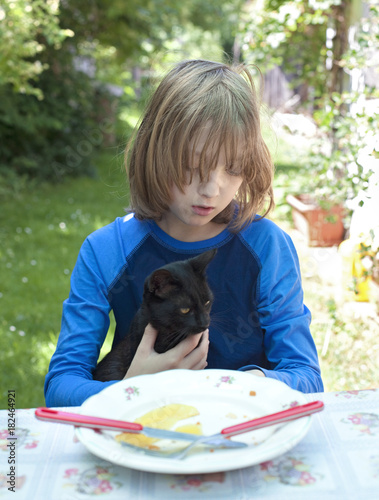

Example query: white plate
[76,369,312,474]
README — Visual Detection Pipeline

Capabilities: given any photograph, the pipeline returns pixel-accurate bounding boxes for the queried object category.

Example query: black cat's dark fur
[92,249,217,382]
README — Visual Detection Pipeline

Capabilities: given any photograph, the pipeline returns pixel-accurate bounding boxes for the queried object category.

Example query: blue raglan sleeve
[239,223,324,393]
[44,236,118,406]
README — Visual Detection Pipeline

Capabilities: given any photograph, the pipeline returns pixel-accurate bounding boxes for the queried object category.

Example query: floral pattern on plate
[124,386,140,401]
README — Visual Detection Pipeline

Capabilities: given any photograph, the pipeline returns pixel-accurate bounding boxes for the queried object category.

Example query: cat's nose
[191,319,210,335]
[197,318,210,330]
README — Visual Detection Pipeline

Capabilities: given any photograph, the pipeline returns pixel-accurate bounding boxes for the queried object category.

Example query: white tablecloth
[1,389,379,499]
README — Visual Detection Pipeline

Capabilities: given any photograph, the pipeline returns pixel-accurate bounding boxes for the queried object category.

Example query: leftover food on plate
[115,403,202,450]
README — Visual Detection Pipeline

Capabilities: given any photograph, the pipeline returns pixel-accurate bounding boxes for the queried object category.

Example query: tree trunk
[329,0,352,95]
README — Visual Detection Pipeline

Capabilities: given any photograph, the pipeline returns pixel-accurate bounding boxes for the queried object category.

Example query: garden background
[1,0,378,409]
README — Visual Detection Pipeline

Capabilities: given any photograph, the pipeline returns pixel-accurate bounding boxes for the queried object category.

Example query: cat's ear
[189,249,217,274]
[147,269,178,298]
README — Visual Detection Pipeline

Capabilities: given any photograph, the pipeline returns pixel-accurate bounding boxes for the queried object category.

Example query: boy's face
[157,127,243,242]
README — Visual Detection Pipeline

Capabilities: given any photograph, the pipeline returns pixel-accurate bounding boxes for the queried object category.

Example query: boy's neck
[155,219,228,242]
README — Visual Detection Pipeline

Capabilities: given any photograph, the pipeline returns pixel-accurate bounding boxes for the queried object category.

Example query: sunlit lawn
[0,151,128,409]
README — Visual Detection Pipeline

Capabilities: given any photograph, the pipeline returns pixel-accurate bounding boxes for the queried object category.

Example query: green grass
[0,151,128,409]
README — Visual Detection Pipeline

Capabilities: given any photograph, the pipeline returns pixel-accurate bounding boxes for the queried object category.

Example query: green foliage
[0,1,122,182]
[0,0,72,98]
[58,0,244,63]
[341,1,379,71]
[305,1,379,208]
[240,0,338,98]
[307,90,379,209]
[0,48,118,181]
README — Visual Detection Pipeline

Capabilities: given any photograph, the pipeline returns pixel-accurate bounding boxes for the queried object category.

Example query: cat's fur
[92,249,217,382]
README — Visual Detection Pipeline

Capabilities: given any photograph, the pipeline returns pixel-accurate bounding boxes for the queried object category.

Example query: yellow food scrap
[135,403,199,429]
[116,433,158,449]
[115,403,200,450]
[176,423,203,435]
[226,412,237,419]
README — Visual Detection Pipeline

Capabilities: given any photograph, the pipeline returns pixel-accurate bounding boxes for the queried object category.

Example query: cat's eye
[204,301,210,307]
[180,307,191,314]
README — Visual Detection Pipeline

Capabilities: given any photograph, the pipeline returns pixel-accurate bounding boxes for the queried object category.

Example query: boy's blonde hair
[126,59,274,231]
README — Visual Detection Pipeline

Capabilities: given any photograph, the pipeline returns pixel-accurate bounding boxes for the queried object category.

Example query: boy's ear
[189,249,217,274]
[147,269,178,298]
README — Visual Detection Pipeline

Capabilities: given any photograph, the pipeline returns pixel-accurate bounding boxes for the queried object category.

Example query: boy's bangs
[184,117,254,185]
[170,65,261,189]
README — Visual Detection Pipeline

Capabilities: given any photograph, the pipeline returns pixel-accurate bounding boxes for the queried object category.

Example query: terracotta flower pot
[286,194,345,247]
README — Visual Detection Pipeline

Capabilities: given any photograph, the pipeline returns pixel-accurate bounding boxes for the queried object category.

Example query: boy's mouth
[192,205,214,216]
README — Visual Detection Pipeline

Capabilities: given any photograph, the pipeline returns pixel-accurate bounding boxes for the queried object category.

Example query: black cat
[92,249,217,382]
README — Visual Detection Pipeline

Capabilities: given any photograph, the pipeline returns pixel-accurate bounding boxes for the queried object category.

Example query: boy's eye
[180,307,191,314]
[226,166,242,176]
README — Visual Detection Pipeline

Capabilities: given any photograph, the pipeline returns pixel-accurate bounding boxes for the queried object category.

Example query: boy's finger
[176,329,209,357]
[191,359,208,370]
[139,323,159,349]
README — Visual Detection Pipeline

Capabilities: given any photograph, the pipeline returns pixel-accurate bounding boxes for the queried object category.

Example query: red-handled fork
[168,399,324,460]
[220,400,324,437]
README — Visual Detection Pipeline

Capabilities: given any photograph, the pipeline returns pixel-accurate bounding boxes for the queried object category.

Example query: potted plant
[286,89,379,247]
[286,193,345,247]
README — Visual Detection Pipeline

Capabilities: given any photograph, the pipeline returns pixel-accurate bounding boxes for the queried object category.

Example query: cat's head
[143,249,217,352]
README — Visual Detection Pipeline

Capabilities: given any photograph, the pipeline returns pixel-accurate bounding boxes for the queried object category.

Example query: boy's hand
[123,324,209,379]
[246,369,265,377]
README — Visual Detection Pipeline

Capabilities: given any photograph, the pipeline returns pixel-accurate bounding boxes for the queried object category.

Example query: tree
[239,0,379,222]
[0,0,72,98]
[239,0,356,101]
[57,0,245,64]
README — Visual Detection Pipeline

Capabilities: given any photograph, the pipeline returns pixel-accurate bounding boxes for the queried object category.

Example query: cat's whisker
[208,317,229,331]
[159,326,207,352]
[164,330,193,351]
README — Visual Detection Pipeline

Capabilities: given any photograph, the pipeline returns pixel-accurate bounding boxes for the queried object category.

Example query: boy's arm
[239,225,323,393]
[44,238,114,407]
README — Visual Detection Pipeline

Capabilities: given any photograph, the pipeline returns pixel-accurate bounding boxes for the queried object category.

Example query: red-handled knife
[34,407,247,449]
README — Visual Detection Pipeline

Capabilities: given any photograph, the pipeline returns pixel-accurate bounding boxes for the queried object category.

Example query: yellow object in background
[339,238,371,302]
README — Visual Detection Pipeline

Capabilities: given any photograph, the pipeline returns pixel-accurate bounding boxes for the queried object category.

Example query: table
[1,389,379,499]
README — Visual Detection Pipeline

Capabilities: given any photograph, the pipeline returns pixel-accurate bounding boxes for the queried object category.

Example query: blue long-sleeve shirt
[44,214,323,406]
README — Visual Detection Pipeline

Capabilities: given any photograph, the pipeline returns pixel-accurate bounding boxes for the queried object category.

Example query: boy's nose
[198,170,222,198]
